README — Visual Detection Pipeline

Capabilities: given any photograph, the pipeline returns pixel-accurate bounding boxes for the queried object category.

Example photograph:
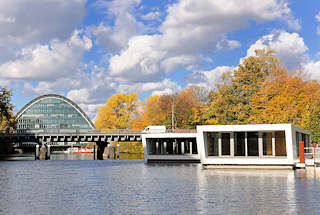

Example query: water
[50,153,144,160]
[0,160,320,215]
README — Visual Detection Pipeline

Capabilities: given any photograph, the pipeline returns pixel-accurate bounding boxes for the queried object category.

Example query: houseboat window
[192,141,198,154]
[221,133,230,156]
[263,132,273,156]
[234,132,245,156]
[207,133,218,156]
[167,141,173,154]
[275,131,286,156]
[148,139,157,155]
[247,132,259,156]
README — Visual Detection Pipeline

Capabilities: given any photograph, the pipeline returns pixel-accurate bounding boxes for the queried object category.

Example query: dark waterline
[0,159,320,215]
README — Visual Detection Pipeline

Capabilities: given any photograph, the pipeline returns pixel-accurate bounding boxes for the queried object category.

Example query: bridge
[0,129,143,160]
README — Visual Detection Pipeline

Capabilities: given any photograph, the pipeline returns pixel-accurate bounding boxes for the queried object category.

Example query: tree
[0,87,16,133]
[132,86,210,129]
[305,100,320,143]
[249,66,320,142]
[204,49,279,124]
[95,93,138,129]
[174,86,208,128]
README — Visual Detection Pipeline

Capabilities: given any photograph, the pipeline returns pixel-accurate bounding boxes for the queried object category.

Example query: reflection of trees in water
[119,153,144,160]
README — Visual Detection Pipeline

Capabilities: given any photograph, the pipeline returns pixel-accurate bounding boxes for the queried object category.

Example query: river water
[0,157,320,215]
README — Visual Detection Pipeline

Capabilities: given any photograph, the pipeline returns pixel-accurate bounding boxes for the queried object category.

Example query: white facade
[197,124,310,168]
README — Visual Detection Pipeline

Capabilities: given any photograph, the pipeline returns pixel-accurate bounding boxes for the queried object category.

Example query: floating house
[142,124,311,169]
[142,126,200,162]
[197,124,310,169]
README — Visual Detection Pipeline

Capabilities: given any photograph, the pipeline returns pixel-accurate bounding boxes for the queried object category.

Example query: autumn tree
[204,50,279,124]
[174,86,208,128]
[95,93,138,129]
[249,66,320,142]
[0,87,16,133]
[132,86,209,129]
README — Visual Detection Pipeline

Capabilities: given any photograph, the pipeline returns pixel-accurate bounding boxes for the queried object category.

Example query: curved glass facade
[17,95,94,133]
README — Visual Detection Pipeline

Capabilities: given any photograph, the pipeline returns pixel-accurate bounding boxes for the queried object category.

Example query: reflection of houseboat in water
[142,124,312,169]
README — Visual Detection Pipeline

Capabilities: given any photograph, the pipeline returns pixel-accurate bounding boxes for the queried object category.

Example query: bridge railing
[89,129,143,134]
[1,129,144,134]
[1,128,197,134]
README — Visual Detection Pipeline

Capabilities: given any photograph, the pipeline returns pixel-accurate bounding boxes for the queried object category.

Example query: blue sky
[0,0,319,119]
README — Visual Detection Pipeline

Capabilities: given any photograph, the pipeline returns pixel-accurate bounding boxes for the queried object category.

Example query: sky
[0,0,320,120]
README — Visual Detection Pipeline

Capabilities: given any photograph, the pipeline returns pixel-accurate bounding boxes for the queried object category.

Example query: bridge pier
[39,145,47,160]
[35,141,51,160]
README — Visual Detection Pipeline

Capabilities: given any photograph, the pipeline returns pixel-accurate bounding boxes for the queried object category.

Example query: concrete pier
[39,145,47,160]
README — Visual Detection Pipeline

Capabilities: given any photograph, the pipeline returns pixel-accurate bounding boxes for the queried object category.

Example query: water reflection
[0,161,320,215]
[50,152,144,160]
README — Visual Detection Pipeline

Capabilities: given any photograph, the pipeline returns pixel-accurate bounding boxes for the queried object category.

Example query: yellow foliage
[94,93,138,129]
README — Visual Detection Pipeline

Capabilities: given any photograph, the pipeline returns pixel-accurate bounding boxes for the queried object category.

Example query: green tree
[0,87,16,133]
[204,50,279,124]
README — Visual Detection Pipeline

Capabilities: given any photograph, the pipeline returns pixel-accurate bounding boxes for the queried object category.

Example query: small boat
[64,147,79,154]
[72,148,93,154]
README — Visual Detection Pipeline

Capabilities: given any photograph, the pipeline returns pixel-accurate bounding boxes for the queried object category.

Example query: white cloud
[141,11,162,21]
[316,11,320,22]
[246,31,308,70]
[0,31,92,81]
[246,30,320,81]
[67,77,181,120]
[108,0,296,83]
[186,66,234,89]
[304,61,320,81]
[0,0,86,47]
[23,76,84,96]
[66,73,117,105]
[78,103,104,121]
[87,0,145,52]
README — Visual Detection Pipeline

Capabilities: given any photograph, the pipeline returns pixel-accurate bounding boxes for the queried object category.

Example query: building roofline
[16,94,95,129]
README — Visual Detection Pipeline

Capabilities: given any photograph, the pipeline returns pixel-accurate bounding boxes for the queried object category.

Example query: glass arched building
[16,94,94,133]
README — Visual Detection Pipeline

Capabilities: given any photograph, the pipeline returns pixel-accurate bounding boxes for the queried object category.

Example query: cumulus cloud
[0,31,92,81]
[108,0,297,83]
[303,61,320,81]
[0,0,86,47]
[245,30,320,81]
[87,0,145,52]
[246,31,308,70]
[186,66,234,89]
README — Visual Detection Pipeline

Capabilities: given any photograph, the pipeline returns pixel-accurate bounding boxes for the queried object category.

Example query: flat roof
[197,124,310,134]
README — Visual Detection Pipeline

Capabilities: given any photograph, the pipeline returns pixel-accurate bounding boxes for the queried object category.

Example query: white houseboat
[142,126,200,162]
[142,124,311,169]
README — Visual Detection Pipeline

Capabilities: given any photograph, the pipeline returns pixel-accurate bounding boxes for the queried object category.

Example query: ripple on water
[0,161,320,215]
